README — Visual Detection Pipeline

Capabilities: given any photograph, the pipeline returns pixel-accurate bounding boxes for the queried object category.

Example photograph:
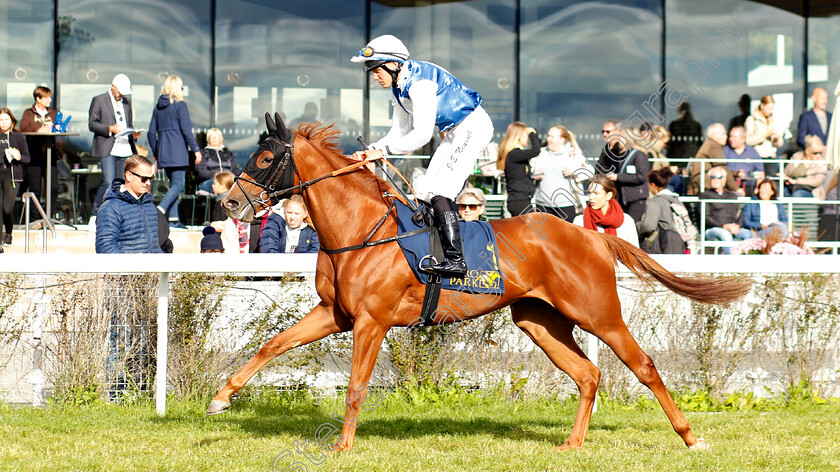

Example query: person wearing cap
[350,35,494,277]
[200,226,224,253]
[89,74,142,220]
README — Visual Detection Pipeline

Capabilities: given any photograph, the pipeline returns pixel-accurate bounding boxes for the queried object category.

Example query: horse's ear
[265,112,277,135]
[275,112,293,142]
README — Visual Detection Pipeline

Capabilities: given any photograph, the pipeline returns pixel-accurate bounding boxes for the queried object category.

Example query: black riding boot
[429,196,467,277]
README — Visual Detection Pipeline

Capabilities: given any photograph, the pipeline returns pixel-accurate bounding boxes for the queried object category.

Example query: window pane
[371,0,516,144]
[807,15,840,105]
[57,0,212,153]
[0,1,53,117]
[665,0,804,157]
[215,0,365,158]
[520,0,663,157]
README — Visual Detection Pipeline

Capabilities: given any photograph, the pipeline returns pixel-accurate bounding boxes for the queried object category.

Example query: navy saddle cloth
[394,200,504,295]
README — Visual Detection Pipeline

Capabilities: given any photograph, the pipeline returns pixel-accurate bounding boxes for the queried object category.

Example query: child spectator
[260,195,319,253]
[200,226,224,253]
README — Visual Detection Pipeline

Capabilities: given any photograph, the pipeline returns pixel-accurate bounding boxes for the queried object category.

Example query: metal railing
[21,192,56,254]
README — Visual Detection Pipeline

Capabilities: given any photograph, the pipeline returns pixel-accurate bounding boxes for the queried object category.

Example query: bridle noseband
[233,134,300,216]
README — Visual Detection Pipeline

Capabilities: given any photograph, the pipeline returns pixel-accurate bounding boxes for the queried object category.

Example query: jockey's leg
[429,195,467,276]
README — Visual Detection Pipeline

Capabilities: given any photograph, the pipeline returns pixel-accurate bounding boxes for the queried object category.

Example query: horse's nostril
[225,200,239,210]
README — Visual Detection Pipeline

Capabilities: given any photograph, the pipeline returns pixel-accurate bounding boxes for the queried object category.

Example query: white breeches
[413,106,494,202]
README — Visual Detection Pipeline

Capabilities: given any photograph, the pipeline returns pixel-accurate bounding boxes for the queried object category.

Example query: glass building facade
[1,0,838,161]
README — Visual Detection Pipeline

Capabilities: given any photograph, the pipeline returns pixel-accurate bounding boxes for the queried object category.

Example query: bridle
[232,134,300,217]
[233,131,425,254]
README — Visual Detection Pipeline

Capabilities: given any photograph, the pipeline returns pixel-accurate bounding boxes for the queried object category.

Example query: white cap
[351,35,409,70]
[112,74,132,95]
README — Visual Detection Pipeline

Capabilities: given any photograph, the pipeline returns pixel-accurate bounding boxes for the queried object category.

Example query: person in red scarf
[574,174,640,246]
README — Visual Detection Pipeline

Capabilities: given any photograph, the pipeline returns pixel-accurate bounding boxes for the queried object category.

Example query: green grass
[1,392,839,472]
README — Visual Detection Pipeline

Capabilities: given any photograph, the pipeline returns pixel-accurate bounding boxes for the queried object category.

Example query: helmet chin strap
[384,63,402,87]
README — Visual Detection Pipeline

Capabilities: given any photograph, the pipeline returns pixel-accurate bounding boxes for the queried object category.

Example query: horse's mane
[296,122,398,200]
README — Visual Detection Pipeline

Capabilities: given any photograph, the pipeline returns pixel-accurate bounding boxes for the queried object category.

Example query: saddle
[393,200,505,328]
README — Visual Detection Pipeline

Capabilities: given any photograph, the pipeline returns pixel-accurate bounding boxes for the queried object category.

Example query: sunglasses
[710,175,725,180]
[128,170,154,183]
[459,203,483,211]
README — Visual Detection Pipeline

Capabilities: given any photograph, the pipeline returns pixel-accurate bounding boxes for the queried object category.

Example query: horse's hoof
[688,438,709,451]
[206,399,230,416]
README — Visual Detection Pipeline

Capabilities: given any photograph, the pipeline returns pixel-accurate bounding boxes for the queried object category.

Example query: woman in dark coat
[148,74,201,228]
[497,121,540,216]
[0,108,30,250]
[195,128,240,193]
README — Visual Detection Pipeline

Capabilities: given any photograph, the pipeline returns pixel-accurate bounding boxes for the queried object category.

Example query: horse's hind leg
[511,299,601,450]
[589,314,704,449]
[207,303,351,414]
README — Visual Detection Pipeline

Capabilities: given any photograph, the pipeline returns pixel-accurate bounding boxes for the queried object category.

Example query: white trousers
[413,106,494,202]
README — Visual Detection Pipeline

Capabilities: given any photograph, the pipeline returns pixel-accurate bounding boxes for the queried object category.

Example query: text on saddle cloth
[395,200,505,295]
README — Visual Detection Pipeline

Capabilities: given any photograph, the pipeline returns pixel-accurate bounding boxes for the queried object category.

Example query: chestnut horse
[208,113,750,452]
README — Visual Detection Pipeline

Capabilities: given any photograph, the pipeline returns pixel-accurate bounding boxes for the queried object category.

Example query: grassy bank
[1,391,838,471]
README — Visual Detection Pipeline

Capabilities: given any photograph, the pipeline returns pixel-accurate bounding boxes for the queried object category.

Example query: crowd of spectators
[496,87,836,253]
[2,74,323,255]
[0,72,836,256]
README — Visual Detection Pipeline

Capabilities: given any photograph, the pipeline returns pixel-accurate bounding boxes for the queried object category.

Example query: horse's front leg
[331,315,389,452]
[207,303,351,415]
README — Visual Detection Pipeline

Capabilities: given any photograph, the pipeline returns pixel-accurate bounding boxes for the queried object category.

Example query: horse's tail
[599,234,752,305]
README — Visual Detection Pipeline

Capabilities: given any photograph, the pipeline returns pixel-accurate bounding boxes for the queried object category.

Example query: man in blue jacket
[95,154,162,253]
[797,88,831,150]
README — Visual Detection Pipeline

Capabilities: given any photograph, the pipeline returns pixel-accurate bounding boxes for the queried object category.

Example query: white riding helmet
[351,35,410,72]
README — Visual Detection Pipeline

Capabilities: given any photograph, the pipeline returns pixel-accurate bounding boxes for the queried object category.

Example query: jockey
[351,35,494,277]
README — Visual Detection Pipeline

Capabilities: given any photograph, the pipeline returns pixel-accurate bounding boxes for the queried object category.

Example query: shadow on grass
[170,405,623,447]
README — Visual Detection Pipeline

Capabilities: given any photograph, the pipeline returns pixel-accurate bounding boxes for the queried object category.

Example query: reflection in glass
[520,1,662,157]
[215,0,365,159]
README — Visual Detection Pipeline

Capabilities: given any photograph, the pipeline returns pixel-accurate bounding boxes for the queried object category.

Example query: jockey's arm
[371,80,438,156]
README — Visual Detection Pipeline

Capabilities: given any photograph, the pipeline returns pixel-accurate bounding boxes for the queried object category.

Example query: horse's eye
[256,151,274,169]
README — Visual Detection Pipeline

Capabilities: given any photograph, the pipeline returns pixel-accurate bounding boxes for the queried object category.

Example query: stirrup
[418,255,439,275]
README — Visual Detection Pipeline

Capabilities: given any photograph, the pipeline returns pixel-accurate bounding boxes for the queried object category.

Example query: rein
[236,134,424,254]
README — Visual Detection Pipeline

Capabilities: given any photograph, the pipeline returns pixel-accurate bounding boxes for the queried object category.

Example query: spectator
[637,167,687,253]
[0,108,30,251]
[784,135,828,198]
[209,171,235,223]
[667,102,703,160]
[745,95,784,176]
[497,121,540,216]
[743,179,788,239]
[647,126,671,171]
[574,174,639,247]
[724,126,764,196]
[89,74,141,220]
[148,74,202,229]
[456,187,486,222]
[596,118,622,174]
[195,128,240,195]
[200,226,224,253]
[260,195,319,253]
[95,154,162,253]
[533,125,591,222]
[796,88,831,150]
[700,167,752,254]
[19,86,61,217]
[818,171,839,241]
[728,94,752,131]
[688,123,741,196]
[605,127,651,223]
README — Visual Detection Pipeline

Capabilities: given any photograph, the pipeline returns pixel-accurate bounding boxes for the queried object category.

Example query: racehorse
[208,113,751,452]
